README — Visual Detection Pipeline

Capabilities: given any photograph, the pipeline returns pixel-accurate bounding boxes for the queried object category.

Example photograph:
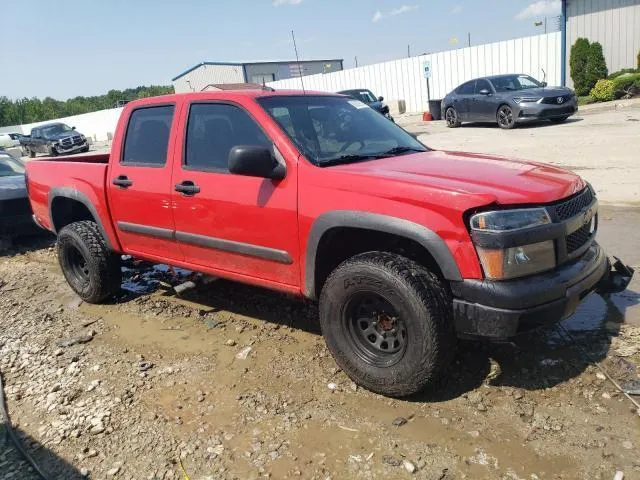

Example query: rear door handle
[175,180,200,195]
[113,175,133,188]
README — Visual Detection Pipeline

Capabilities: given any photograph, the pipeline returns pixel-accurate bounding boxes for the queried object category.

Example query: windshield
[345,90,377,104]
[41,123,73,139]
[0,155,25,176]
[258,96,427,166]
[490,75,542,92]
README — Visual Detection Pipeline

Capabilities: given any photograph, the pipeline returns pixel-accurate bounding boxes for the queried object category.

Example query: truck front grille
[566,222,593,254]
[551,188,594,221]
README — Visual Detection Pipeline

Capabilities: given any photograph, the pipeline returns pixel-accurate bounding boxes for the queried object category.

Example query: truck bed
[26,154,115,243]
[35,152,110,164]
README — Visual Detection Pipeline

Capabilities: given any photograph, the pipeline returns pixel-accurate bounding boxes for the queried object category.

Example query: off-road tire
[57,221,121,303]
[319,252,456,397]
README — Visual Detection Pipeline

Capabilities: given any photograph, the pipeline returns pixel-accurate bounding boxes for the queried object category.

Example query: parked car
[0,153,36,235]
[25,90,632,397]
[22,122,89,157]
[0,133,21,149]
[337,89,394,121]
[442,74,578,129]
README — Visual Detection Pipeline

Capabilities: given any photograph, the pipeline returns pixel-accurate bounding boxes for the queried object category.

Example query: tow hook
[597,257,635,294]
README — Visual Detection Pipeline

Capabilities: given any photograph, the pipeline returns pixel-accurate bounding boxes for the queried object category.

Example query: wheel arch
[304,211,462,299]
[48,187,115,251]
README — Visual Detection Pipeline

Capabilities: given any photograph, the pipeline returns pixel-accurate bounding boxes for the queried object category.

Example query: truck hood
[0,174,27,201]
[48,132,80,141]
[330,150,585,205]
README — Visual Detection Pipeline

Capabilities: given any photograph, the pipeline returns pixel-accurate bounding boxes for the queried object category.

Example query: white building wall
[566,0,640,88]
[0,108,123,142]
[173,64,245,93]
[268,32,562,114]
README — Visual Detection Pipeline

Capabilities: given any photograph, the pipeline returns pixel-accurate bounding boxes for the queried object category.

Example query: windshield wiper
[319,154,382,167]
[379,146,427,156]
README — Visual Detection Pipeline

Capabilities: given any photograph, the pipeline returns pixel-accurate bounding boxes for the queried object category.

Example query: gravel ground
[0,232,639,480]
[3,107,640,478]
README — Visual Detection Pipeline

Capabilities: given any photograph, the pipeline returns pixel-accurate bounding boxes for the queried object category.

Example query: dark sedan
[0,153,35,235]
[337,89,394,122]
[441,74,577,129]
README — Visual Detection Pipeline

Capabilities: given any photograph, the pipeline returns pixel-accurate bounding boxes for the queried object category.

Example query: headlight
[475,241,556,280]
[471,208,555,279]
[513,97,542,104]
[471,208,551,232]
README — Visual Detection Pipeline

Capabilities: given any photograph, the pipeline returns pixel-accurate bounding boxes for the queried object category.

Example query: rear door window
[456,81,476,95]
[122,105,174,166]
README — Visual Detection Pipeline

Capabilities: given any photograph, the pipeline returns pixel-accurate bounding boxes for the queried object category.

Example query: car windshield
[41,123,73,138]
[258,95,427,166]
[490,75,542,92]
[0,155,25,177]
[346,90,377,104]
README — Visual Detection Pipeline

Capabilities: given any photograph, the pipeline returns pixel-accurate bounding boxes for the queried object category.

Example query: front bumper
[53,140,88,154]
[516,101,578,121]
[451,244,633,339]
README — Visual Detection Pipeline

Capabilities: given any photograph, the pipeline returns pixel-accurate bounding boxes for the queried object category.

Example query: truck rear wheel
[319,252,455,397]
[57,221,121,303]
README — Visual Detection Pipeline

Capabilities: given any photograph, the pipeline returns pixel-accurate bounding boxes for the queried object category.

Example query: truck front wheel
[319,252,455,397]
[57,221,121,303]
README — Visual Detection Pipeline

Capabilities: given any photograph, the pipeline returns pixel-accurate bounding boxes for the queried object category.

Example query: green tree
[585,42,608,92]
[570,38,591,96]
[0,85,174,127]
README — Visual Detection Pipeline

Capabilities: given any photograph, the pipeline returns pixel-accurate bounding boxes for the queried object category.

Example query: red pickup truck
[26,91,633,397]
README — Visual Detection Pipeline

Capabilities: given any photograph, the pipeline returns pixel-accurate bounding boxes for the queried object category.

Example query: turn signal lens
[476,241,556,280]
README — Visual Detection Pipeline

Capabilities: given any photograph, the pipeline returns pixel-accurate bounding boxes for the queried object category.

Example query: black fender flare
[48,187,114,250]
[304,210,462,299]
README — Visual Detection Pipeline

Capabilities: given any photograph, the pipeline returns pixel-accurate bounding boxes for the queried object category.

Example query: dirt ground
[2,107,640,480]
[0,204,639,480]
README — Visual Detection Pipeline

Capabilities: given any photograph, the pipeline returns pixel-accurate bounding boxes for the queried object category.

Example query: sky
[0,0,561,100]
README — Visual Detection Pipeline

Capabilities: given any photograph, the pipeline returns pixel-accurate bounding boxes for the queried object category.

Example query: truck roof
[126,89,338,108]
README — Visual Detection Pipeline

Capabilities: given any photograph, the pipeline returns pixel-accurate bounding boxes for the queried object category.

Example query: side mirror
[72,126,76,130]
[541,82,548,87]
[479,89,491,95]
[378,96,384,102]
[228,146,285,180]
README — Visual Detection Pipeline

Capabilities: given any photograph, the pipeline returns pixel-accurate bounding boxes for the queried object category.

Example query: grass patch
[577,96,596,106]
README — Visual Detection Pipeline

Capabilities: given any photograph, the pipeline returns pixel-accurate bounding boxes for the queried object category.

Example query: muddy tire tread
[319,251,456,397]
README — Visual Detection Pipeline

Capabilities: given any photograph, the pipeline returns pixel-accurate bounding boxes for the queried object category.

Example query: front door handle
[113,175,133,188]
[175,180,200,195]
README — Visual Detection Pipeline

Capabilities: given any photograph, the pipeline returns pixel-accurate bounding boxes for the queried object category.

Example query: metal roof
[171,59,344,81]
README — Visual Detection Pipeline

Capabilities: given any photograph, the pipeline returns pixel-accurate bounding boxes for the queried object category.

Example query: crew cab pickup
[23,122,89,158]
[26,91,633,397]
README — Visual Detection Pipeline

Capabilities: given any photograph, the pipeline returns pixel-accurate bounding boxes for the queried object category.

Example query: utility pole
[545,16,548,33]
[407,44,411,58]
[355,56,358,67]
[467,33,471,47]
